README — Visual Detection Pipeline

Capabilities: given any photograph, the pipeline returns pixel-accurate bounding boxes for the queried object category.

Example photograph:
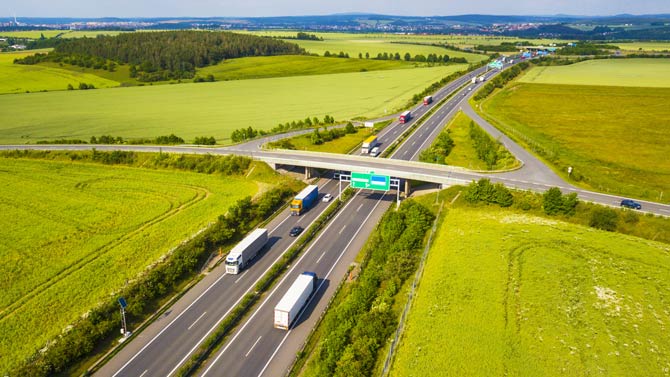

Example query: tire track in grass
[0,184,210,321]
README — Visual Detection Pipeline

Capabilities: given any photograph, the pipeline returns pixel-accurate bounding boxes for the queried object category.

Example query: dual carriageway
[4,58,670,376]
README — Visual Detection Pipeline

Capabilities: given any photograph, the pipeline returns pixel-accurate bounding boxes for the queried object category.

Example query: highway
[198,190,393,377]
[95,179,342,377]
[4,58,669,376]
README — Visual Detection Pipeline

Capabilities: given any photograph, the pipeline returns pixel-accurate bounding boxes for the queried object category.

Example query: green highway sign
[351,172,390,191]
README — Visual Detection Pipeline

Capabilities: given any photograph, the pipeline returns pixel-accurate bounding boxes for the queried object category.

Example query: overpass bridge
[4,144,668,217]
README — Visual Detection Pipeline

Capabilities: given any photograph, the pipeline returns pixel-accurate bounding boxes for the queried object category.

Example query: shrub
[589,207,619,231]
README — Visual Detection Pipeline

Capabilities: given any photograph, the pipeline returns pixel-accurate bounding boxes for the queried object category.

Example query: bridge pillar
[404,180,410,197]
[305,167,318,180]
[267,162,277,170]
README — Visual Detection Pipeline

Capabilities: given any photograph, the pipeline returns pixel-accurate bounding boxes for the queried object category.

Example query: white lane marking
[139,370,148,377]
[201,191,362,376]
[187,312,207,331]
[234,270,249,284]
[338,225,347,235]
[403,150,408,156]
[164,196,325,377]
[112,270,230,376]
[245,336,263,358]
[411,141,416,146]
[356,203,363,212]
[316,251,326,264]
[256,193,388,377]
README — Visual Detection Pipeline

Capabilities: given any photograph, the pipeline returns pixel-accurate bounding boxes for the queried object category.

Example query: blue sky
[6,0,670,18]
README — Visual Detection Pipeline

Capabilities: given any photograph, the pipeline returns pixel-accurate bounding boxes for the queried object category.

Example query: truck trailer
[225,228,268,274]
[274,272,318,330]
[290,185,318,216]
[399,110,411,124]
[361,135,379,154]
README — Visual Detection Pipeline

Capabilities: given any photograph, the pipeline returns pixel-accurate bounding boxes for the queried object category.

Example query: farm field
[481,82,670,202]
[0,64,466,144]
[0,157,259,373]
[391,206,670,377]
[0,50,119,94]
[0,30,125,39]
[518,58,670,87]
[244,30,567,49]
[197,55,415,81]
[287,38,488,62]
[617,41,670,51]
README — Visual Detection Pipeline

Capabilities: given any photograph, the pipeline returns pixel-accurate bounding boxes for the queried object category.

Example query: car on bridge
[620,199,642,210]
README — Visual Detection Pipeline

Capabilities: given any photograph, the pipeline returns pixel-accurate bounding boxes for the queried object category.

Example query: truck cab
[225,255,242,274]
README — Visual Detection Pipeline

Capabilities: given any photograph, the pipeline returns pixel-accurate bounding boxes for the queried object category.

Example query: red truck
[423,96,433,105]
[399,110,411,124]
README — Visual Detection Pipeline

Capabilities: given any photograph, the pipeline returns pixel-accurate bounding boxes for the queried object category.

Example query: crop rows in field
[391,206,670,376]
[0,158,257,373]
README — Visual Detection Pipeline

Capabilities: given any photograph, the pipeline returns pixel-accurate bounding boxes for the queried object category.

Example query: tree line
[230,114,336,143]
[15,31,304,82]
[305,200,435,376]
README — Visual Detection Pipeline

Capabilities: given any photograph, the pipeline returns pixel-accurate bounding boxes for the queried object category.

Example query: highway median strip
[176,187,356,376]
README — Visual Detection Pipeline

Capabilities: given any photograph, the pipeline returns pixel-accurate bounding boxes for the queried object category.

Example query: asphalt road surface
[96,179,342,377]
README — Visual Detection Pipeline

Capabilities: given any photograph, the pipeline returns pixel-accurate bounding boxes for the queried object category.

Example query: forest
[14,31,305,81]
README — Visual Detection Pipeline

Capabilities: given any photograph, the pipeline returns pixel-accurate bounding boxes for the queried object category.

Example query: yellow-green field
[0,157,260,373]
[243,30,568,49]
[197,55,415,81]
[0,50,119,94]
[519,58,670,87]
[0,65,466,144]
[0,30,125,39]
[391,206,670,377]
[289,39,488,62]
[617,42,670,52]
[481,81,670,202]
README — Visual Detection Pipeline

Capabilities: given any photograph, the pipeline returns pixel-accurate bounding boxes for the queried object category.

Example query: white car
[369,146,380,157]
[322,193,333,202]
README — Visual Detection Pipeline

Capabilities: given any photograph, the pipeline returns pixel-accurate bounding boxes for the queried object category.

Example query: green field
[0,30,125,39]
[424,110,518,170]
[0,64,466,144]
[0,157,260,372]
[391,206,670,376]
[273,126,376,154]
[243,30,568,49]
[289,39,487,62]
[198,55,416,81]
[617,42,670,52]
[481,82,670,202]
[519,59,670,87]
[0,50,119,94]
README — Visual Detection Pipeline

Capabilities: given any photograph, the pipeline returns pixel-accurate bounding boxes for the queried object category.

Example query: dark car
[289,226,303,237]
[620,199,642,210]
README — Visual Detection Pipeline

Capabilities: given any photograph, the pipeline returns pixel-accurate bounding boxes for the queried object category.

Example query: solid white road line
[256,192,388,377]
[234,270,249,284]
[245,336,263,358]
[111,270,230,377]
[187,312,207,331]
[164,202,323,377]
[200,191,361,376]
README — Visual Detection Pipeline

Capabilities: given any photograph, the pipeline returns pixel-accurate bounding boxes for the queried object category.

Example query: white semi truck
[274,272,318,330]
[225,228,268,274]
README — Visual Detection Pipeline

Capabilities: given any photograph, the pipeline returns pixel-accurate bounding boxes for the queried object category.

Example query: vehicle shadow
[292,278,330,329]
